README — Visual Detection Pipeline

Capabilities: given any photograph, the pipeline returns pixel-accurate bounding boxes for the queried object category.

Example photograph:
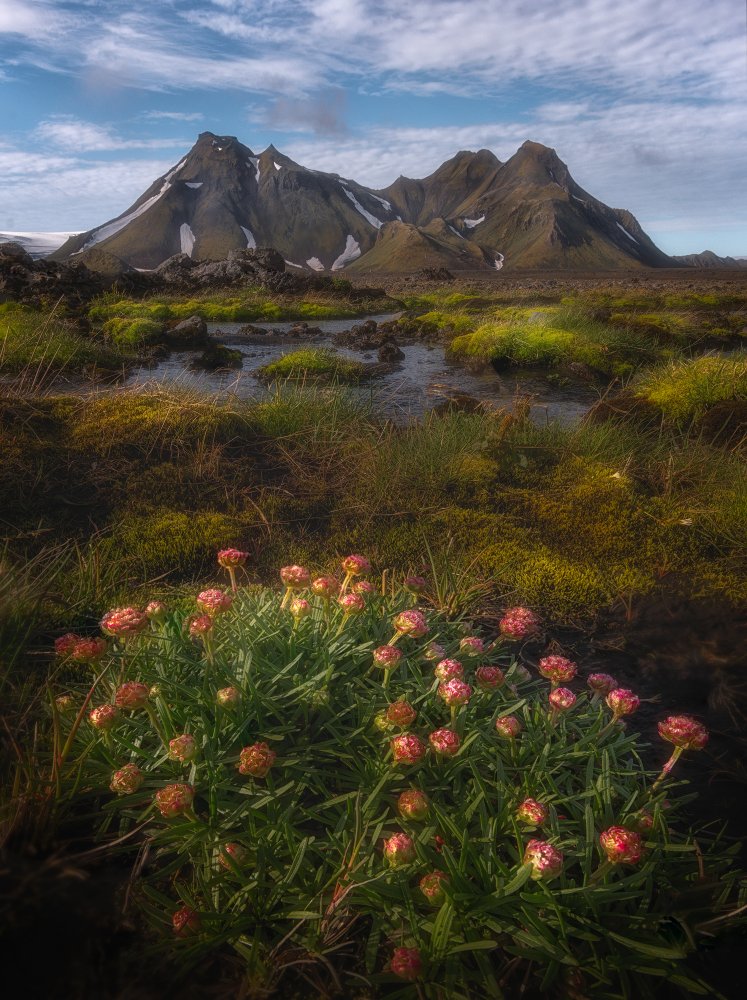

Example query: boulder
[190,341,243,371]
[72,248,134,277]
[0,241,34,267]
[377,336,405,362]
[154,254,197,285]
[166,314,208,347]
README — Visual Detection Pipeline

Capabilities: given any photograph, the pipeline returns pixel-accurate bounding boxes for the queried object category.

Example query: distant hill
[0,231,77,258]
[671,250,747,268]
[46,131,718,272]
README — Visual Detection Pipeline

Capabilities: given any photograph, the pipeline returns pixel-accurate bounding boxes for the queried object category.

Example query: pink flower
[404,575,426,594]
[341,554,371,576]
[374,645,403,669]
[311,575,339,598]
[280,564,311,588]
[549,687,576,712]
[115,682,150,710]
[89,704,121,731]
[390,946,422,981]
[54,633,80,658]
[169,734,197,763]
[289,597,312,619]
[538,655,577,686]
[216,686,241,707]
[392,609,428,638]
[434,658,464,682]
[70,637,107,664]
[217,548,248,568]
[516,798,549,827]
[196,588,233,616]
[110,763,144,795]
[499,606,540,640]
[189,614,214,637]
[145,600,167,621]
[238,742,276,778]
[219,842,249,870]
[599,826,644,865]
[475,665,505,691]
[587,672,618,695]
[429,728,461,757]
[495,715,522,739]
[419,870,449,904]
[100,607,147,640]
[523,839,563,881]
[338,593,365,614]
[155,783,195,819]
[658,715,709,750]
[606,688,640,718]
[383,831,416,868]
[423,641,446,662]
[438,678,472,707]
[391,733,427,765]
[386,700,417,727]
[397,789,430,821]
[353,579,375,595]
[172,906,201,937]
[459,636,485,657]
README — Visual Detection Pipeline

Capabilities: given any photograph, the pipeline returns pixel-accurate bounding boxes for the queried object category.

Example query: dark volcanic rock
[190,341,243,370]
[166,314,208,347]
[0,241,34,267]
[72,249,134,277]
[377,336,405,362]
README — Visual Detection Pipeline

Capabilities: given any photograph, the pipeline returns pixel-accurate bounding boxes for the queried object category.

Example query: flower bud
[217,548,248,568]
[429,728,461,757]
[386,700,417,727]
[70,637,107,664]
[499,606,540,640]
[189,614,214,637]
[54,633,81,658]
[475,665,505,691]
[280,564,311,588]
[423,641,446,662]
[353,579,375,596]
[390,946,421,981]
[100,607,147,639]
[495,715,522,739]
[373,645,403,669]
[587,672,618,695]
[419,870,449,905]
[606,688,640,718]
[658,715,709,750]
[115,681,150,710]
[599,826,644,865]
[311,575,339,597]
[145,600,167,622]
[392,609,428,638]
[169,734,197,763]
[289,597,312,620]
[523,839,563,881]
[538,655,577,686]
[631,808,655,833]
[549,687,576,712]
[341,554,370,576]
[196,588,233,617]
[434,658,464,682]
[89,704,121,731]
[438,678,472,707]
[55,693,75,713]
[391,733,427,765]
[110,763,144,795]
[155,782,194,818]
[238,742,276,778]
[516,797,548,827]
[459,636,485,657]
[397,789,430,821]
[216,686,240,707]
[172,906,201,937]
[404,575,426,594]
[338,593,365,614]
[374,709,395,732]
[219,842,249,870]
[384,831,416,868]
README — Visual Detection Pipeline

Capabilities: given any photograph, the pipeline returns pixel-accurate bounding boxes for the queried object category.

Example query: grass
[634,353,747,423]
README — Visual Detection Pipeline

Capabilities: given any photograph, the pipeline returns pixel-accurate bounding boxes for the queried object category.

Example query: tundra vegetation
[1,274,746,998]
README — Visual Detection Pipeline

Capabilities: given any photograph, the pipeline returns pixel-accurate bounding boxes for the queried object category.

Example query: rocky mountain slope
[52,131,689,272]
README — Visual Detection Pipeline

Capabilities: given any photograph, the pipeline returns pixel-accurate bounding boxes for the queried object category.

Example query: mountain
[671,250,747,268]
[0,231,77,258]
[53,131,682,272]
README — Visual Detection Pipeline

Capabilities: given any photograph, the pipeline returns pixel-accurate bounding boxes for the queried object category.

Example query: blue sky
[0,0,745,254]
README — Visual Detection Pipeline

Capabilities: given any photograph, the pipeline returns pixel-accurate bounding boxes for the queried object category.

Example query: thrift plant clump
[50,551,744,998]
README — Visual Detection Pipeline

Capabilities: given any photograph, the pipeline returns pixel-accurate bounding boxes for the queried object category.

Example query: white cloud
[142,111,205,122]
[34,116,188,151]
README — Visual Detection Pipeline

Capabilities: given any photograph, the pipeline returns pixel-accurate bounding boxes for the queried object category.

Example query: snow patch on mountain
[284,260,303,268]
[241,226,257,249]
[369,193,392,211]
[0,231,77,257]
[185,182,203,189]
[463,215,485,228]
[615,222,639,244]
[339,184,383,229]
[248,157,260,183]
[448,225,465,240]
[306,257,324,271]
[164,158,188,183]
[180,223,196,257]
[331,235,361,270]
[77,176,175,252]
[494,253,505,271]
[273,161,282,171]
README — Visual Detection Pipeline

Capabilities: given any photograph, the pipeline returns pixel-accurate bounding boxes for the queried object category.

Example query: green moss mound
[635,353,747,423]
[257,348,366,382]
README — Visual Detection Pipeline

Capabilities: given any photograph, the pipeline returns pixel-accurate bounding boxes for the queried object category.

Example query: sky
[0,0,745,255]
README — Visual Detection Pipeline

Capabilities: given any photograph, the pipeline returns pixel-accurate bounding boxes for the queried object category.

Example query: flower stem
[145,703,168,747]
[652,747,682,790]
[228,567,237,594]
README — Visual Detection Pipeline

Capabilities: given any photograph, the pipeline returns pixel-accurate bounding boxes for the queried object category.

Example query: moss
[257,348,366,382]
[635,354,747,423]
[102,317,164,348]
